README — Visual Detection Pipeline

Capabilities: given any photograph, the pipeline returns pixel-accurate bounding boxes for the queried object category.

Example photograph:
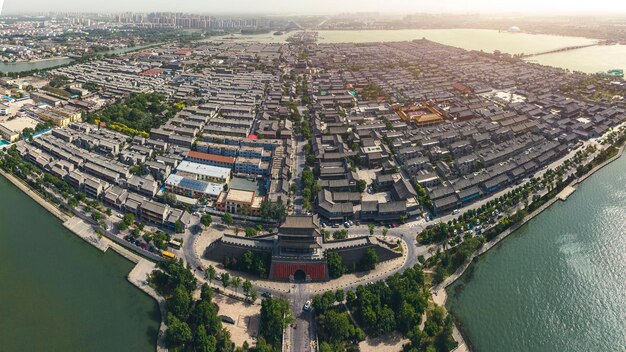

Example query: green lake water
[447,153,626,351]
[0,176,160,351]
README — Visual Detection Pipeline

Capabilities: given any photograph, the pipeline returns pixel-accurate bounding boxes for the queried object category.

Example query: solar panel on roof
[179,178,209,192]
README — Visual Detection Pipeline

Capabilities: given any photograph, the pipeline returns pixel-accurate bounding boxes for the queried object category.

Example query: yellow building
[38,111,71,127]
[216,189,263,216]
[49,106,82,123]
[0,124,19,142]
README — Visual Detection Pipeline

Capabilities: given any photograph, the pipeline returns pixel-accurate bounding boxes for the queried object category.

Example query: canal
[446,151,626,351]
[0,176,160,352]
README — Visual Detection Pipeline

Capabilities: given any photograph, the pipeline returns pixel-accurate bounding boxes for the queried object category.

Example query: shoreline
[0,56,71,65]
[0,168,168,352]
[432,141,626,352]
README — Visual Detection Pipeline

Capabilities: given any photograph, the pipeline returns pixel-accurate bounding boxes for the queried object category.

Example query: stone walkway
[127,259,168,352]
[63,217,110,252]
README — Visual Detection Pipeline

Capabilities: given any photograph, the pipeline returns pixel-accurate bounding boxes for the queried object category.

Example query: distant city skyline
[1,0,626,15]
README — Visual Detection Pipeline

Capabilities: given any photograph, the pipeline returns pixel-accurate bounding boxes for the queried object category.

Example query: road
[286,284,316,352]
[293,136,306,215]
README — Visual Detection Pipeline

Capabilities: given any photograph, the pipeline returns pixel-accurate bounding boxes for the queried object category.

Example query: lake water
[446,153,626,352]
[0,175,160,352]
[0,44,159,74]
[0,57,73,74]
[213,29,624,73]
[528,44,626,74]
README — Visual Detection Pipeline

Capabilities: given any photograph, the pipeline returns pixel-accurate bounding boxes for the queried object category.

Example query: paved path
[127,259,168,352]
[0,169,70,221]
[63,217,109,252]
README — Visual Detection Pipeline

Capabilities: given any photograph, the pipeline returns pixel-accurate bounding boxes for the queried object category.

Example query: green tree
[319,310,355,344]
[259,297,293,349]
[200,214,213,227]
[249,289,258,303]
[357,179,367,192]
[222,213,233,226]
[165,313,192,347]
[335,289,345,303]
[231,277,242,294]
[360,248,379,271]
[168,285,192,320]
[327,251,346,279]
[175,220,184,233]
[242,279,252,297]
[204,265,216,286]
[194,325,217,352]
[221,272,231,290]
[163,191,177,206]
[368,224,375,236]
[245,227,257,237]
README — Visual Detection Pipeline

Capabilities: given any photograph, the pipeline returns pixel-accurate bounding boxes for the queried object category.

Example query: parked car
[303,300,311,311]
[220,315,235,324]
[261,292,273,298]
[332,223,340,228]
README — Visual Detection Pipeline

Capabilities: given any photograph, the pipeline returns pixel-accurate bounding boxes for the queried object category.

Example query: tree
[242,279,252,297]
[327,251,346,279]
[259,297,293,349]
[222,213,233,226]
[194,325,217,352]
[333,229,348,240]
[241,250,254,272]
[204,265,216,286]
[175,220,184,234]
[231,277,242,294]
[319,310,355,344]
[168,285,192,320]
[378,306,396,333]
[200,214,213,227]
[221,272,231,289]
[346,290,356,305]
[360,248,379,271]
[368,224,375,236]
[357,179,367,192]
[398,302,417,333]
[249,289,258,303]
[335,289,345,304]
[382,228,388,237]
[245,227,257,237]
[163,191,177,206]
[165,313,192,347]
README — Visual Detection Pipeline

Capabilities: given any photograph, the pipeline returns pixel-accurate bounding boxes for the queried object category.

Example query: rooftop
[176,160,231,180]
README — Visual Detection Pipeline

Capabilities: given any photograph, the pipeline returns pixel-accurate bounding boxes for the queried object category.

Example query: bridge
[522,43,599,58]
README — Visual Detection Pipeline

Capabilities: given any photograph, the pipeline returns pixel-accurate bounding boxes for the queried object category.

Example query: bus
[168,239,182,250]
[161,251,176,260]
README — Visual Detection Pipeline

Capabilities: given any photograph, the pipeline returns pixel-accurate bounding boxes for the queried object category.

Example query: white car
[303,300,311,311]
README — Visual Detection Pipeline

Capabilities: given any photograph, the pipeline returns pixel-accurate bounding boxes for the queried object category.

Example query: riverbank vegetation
[149,259,236,351]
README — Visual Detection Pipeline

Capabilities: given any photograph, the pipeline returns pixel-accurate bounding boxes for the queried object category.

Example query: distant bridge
[522,43,599,58]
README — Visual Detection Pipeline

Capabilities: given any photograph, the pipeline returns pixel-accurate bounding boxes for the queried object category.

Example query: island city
[0,3,625,352]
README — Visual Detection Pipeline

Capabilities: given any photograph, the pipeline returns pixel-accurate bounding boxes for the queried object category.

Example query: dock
[557,186,576,201]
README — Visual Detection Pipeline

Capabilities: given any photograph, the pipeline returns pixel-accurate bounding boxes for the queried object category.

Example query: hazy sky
[2,0,626,15]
